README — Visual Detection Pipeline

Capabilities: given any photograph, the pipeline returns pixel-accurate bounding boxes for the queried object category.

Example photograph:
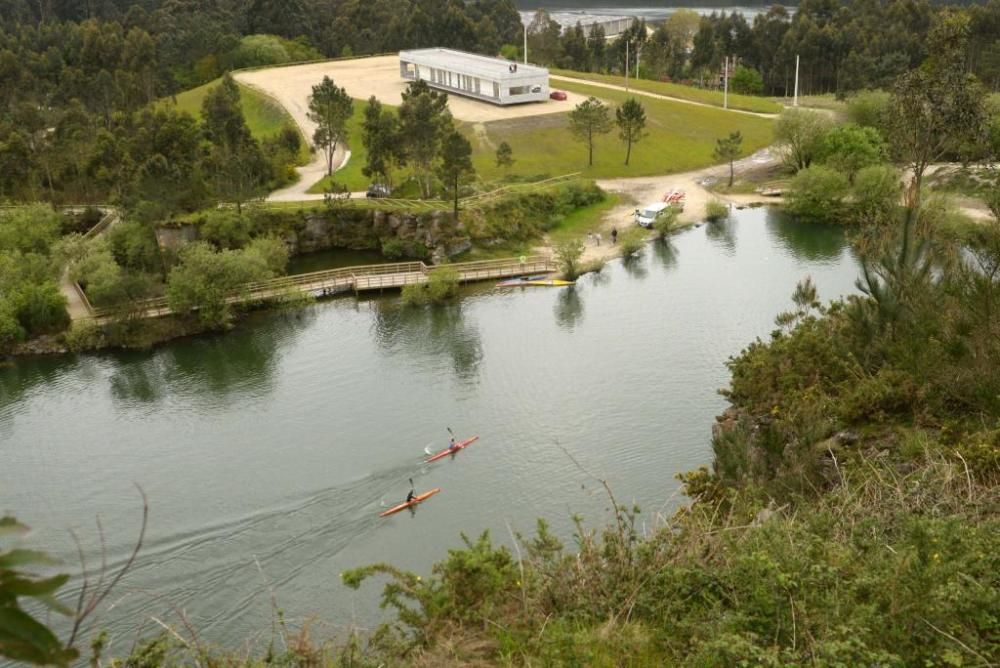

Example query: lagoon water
[1,208,858,654]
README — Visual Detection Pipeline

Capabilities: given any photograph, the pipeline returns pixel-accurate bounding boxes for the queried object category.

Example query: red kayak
[425,436,480,463]
[379,488,441,517]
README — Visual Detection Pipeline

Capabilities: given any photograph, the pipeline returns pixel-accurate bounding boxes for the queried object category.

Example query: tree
[201,77,269,212]
[774,109,834,172]
[569,97,612,167]
[308,76,353,177]
[437,130,475,219]
[361,96,402,187]
[786,165,851,223]
[885,13,989,208]
[615,97,647,166]
[399,80,453,197]
[201,75,251,151]
[816,123,887,182]
[495,141,514,170]
[713,131,744,187]
[554,238,585,279]
[730,66,764,95]
[852,164,902,223]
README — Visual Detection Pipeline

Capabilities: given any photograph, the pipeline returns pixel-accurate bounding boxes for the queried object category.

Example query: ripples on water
[0,208,858,655]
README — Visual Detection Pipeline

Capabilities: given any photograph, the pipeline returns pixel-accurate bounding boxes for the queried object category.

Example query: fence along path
[90,255,556,320]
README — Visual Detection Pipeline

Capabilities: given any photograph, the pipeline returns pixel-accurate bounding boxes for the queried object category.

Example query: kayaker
[449,436,458,451]
[406,489,416,504]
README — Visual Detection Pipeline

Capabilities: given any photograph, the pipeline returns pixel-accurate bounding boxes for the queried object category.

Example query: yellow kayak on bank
[522,279,575,287]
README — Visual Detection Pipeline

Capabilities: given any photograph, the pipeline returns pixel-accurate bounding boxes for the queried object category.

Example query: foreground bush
[617,227,647,257]
[786,165,851,223]
[401,267,460,306]
[705,199,729,223]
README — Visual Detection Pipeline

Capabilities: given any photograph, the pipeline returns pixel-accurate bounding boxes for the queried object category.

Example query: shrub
[705,199,729,223]
[554,238,585,279]
[652,206,680,239]
[816,123,887,180]
[786,165,851,223]
[730,66,764,95]
[618,227,647,257]
[852,164,901,222]
[774,109,834,172]
[846,90,890,130]
[401,267,459,306]
[198,209,255,250]
[63,320,105,352]
[108,220,160,272]
[0,204,61,254]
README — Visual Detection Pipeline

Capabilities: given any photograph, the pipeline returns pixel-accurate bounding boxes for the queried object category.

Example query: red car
[549,90,567,101]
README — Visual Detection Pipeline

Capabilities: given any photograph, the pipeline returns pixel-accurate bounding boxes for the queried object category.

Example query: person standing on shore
[595,233,602,246]
[611,227,618,244]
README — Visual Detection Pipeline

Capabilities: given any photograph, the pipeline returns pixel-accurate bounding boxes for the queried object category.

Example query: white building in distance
[399,48,549,106]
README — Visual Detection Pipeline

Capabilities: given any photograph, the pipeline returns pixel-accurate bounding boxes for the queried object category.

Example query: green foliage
[0,516,77,666]
[381,239,429,261]
[166,242,280,328]
[774,109,834,172]
[399,80,453,198]
[617,226,646,257]
[615,97,647,166]
[107,220,160,272]
[473,181,605,243]
[786,165,851,223]
[436,130,475,218]
[495,141,514,170]
[400,267,460,306]
[652,205,680,239]
[309,76,353,177]
[0,206,61,255]
[852,164,902,223]
[199,209,255,250]
[705,199,729,223]
[568,96,612,167]
[554,238,585,279]
[225,34,323,69]
[846,90,891,130]
[361,96,403,187]
[816,123,887,180]
[713,130,743,186]
[730,65,764,95]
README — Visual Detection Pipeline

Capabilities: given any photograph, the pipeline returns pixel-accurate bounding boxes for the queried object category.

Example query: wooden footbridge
[89,255,557,320]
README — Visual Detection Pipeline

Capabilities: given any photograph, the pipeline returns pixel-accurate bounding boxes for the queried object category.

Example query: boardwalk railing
[90,256,556,319]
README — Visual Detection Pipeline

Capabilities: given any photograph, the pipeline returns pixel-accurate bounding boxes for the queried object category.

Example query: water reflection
[370,300,483,381]
[652,239,679,271]
[765,210,848,263]
[109,308,314,407]
[554,286,584,330]
[622,251,649,280]
[705,217,737,254]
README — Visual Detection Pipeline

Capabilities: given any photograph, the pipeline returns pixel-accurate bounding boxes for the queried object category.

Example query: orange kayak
[425,436,480,463]
[379,488,441,517]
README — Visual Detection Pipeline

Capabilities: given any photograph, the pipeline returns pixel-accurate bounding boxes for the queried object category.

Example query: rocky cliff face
[158,207,472,263]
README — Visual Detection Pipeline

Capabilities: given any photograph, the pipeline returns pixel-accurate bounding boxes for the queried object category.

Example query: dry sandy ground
[554,148,780,264]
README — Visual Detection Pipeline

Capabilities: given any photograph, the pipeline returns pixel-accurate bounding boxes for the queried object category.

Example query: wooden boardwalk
[89,256,556,320]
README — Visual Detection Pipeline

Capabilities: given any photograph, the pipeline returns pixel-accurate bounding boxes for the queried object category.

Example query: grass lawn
[308,79,775,195]
[551,68,782,114]
[471,80,774,182]
[162,79,309,162]
[548,192,621,243]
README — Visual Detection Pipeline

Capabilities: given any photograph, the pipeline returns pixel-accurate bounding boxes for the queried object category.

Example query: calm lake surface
[1,207,858,653]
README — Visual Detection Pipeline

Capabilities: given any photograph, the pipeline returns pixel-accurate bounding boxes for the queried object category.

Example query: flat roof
[399,48,548,81]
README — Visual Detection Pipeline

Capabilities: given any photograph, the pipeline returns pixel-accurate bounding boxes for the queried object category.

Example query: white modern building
[399,48,549,106]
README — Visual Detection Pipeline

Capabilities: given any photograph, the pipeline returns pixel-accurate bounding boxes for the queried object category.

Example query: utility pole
[723,56,729,110]
[794,54,800,107]
[523,23,528,64]
[625,40,630,92]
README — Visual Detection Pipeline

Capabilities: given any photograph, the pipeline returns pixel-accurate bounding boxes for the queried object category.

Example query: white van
[634,202,671,228]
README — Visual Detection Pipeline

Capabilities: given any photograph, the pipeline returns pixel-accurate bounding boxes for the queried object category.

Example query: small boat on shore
[497,278,574,287]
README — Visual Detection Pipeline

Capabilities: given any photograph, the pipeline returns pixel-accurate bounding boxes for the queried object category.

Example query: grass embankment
[551,68,783,115]
[162,78,310,163]
[471,81,774,182]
